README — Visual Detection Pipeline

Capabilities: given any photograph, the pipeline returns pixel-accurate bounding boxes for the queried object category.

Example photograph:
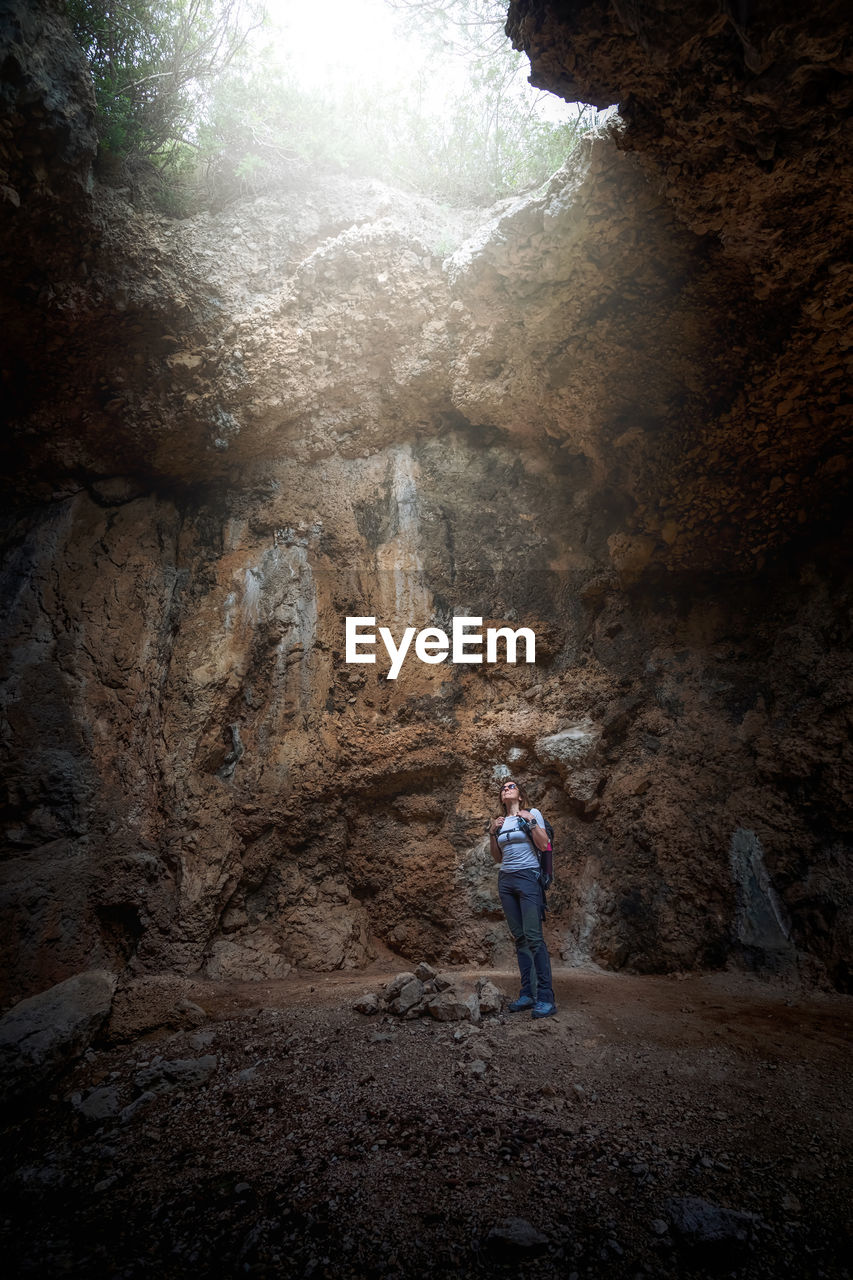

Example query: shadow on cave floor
[3,969,851,1279]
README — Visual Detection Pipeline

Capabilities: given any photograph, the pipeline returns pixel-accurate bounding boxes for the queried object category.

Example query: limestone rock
[0,970,116,1101]
[382,973,418,1002]
[536,724,601,772]
[393,978,425,1014]
[475,979,505,1015]
[352,993,380,1015]
[463,992,481,1024]
[426,992,472,1023]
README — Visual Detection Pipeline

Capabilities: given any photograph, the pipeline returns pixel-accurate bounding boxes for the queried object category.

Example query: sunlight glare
[263,0,425,92]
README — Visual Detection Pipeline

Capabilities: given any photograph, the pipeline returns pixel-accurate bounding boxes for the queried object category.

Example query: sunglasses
[500,782,518,791]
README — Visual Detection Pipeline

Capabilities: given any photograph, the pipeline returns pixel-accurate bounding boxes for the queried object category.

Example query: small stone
[415,962,437,981]
[190,1029,217,1049]
[468,1058,488,1076]
[73,1085,120,1122]
[396,978,425,1013]
[382,973,418,1002]
[651,1219,669,1236]
[426,992,471,1022]
[133,1055,217,1094]
[475,979,505,1015]
[352,993,380,1015]
[120,1089,157,1123]
[666,1196,763,1247]
[484,1218,549,1255]
[453,1025,480,1041]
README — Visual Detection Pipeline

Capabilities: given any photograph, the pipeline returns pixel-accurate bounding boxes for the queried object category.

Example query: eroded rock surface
[1,1,851,1002]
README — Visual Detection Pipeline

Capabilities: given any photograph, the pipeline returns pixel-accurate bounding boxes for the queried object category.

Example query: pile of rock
[353,963,505,1023]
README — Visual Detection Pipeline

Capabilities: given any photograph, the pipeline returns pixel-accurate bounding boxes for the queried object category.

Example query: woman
[490,779,556,1019]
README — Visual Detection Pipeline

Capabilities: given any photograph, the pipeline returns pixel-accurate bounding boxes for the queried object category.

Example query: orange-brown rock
[0,0,851,1004]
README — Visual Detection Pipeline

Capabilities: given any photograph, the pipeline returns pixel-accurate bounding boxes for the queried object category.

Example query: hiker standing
[489,779,557,1019]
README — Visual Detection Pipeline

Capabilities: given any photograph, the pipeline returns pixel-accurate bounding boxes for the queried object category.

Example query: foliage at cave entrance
[65,0,258,180]
[66,0,596,208]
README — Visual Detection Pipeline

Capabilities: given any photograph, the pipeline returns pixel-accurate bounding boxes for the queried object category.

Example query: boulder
[352,992,380,1015]
[426,991,472,1022]
[382,972,418,1002]
[464,992,481,1023]
[475,979,505,1015]
[395,977,424,1013]
[0,970,116,1102]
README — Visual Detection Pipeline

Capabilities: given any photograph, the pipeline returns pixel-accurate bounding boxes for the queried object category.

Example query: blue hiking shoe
[531,1001,557,1019]
[507,995,535,1012]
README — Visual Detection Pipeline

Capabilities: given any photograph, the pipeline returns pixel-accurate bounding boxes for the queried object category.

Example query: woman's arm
[519,809,550,851]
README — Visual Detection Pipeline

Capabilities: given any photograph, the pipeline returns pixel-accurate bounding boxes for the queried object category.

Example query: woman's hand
[490,817,504,835]
[518,809,533,820]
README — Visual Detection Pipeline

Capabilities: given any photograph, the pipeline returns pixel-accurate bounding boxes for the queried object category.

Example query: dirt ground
[2,965,851,1279]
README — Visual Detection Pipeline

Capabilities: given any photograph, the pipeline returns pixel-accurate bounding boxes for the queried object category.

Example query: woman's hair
[498,778,532,813]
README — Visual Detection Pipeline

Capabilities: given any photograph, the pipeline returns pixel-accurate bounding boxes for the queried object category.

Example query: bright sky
[258,0,575,120]
[262,0,425,90]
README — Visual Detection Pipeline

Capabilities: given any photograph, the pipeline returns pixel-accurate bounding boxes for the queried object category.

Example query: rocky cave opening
[1,1,851,1277]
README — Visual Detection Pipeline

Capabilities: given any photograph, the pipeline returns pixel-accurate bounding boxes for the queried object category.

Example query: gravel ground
[2,967,851,1279]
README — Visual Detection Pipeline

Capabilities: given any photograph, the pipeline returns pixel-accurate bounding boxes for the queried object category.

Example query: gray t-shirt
[497,809,545,873]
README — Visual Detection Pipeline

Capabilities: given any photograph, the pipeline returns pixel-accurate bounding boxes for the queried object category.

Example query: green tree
[66,0,598,208]
[65,0,261,167]
[196,0,597,208]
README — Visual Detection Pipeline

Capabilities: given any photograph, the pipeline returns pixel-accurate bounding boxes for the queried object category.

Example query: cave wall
[1,0,851,1004]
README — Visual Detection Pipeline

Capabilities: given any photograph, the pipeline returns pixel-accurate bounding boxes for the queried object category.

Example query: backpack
[539,817,554,888]
[517,814,554,888]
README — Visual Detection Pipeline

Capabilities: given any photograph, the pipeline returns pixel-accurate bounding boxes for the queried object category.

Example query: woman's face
[500,780,519,808]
